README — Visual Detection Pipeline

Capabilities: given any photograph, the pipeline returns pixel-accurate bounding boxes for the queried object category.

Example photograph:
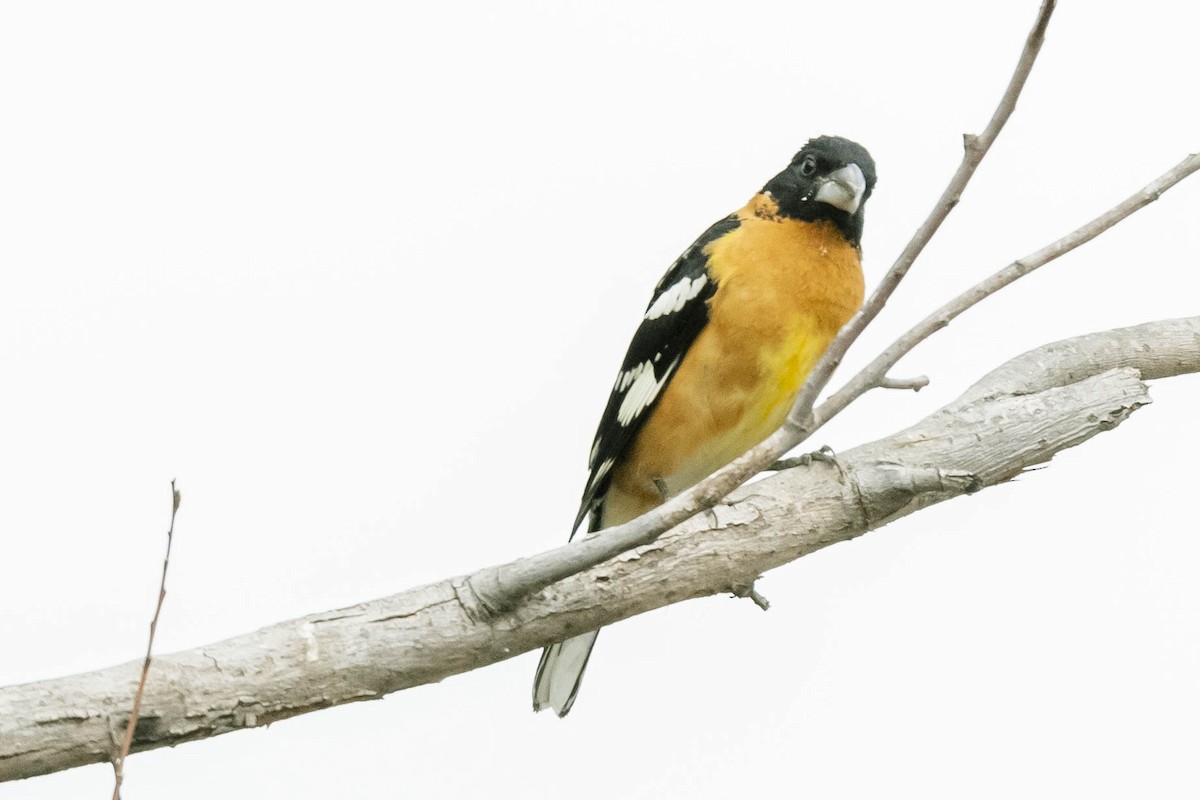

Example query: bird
[533,135,877,716]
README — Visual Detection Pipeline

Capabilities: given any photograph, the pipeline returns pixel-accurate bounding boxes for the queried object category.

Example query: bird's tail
[532,630,600,717]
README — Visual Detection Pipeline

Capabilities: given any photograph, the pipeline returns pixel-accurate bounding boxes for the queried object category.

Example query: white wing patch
[615,361,644,392]
[616,357,679,426]
[592,457,615,484]
[644,275,708,320]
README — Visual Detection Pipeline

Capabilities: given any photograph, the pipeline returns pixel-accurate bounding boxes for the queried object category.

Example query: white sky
[2,1,1198,798]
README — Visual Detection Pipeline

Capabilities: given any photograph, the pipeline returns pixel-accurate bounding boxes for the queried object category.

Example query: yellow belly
[603,199,863,527]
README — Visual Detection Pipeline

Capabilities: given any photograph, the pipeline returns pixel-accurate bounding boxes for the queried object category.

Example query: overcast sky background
[2,1,1199,797]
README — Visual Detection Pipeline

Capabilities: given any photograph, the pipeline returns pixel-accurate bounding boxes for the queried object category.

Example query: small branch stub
[732,581,771,611]
[879,375,930,392]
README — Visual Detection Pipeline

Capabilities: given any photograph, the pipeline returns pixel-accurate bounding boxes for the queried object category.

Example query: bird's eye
[798,156,818,177]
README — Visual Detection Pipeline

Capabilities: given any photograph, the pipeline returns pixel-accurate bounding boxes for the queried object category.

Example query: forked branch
[462,0,1062,613]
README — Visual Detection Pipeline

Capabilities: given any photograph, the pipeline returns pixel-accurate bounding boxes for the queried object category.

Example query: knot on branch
[852,464,980,525]
[454,573,508,623]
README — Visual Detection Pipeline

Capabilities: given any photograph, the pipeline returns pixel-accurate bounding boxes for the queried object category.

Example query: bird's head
[762,135,877,246]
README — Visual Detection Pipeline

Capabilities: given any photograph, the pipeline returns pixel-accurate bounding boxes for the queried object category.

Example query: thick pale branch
[956,316,1200,403]
[2,317,1196,784]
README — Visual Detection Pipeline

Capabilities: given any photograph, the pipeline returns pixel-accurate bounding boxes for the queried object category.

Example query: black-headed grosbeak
[534,136,877,716]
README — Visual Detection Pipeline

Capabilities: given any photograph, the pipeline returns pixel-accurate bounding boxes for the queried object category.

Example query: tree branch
[2,316,1196,784]
[784,0,1057,427]
[812,152,1200,430]
[462,0,1062,614]
[110,482,180,800]
[463,148,1199,614]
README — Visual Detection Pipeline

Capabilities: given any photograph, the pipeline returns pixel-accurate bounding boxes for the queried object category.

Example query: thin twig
[785,0,1058,429]
[879,375,930,392]
[111,481,181,800]
[812,152,1200,432]
[465,0,1058,613]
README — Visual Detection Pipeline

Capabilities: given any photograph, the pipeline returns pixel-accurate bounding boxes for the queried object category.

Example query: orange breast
[602,195,864,526]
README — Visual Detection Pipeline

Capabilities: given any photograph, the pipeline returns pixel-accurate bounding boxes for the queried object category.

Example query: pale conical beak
[814,163,867,215]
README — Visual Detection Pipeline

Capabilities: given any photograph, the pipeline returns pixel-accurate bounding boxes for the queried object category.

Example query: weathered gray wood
[1,317,1196,784]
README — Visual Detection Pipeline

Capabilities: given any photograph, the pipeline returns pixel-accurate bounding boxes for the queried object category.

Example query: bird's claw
[769,445,841,472]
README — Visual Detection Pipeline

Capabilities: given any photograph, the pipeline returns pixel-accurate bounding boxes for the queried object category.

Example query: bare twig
[464,0,1058,613]
[111,481,181,800]
[811,152,1200,432]
[879,375,930,392]
[784,0,1058,428]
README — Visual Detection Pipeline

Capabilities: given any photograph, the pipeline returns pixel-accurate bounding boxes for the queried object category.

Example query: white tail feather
[532,630,600,716]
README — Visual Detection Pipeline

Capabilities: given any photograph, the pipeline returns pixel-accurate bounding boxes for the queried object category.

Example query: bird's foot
[769,444,841,472]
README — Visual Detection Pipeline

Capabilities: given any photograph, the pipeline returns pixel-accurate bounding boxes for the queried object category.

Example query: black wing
[570,214,740,537]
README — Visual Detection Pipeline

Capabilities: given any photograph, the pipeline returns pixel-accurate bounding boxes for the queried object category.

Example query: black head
[762,135,877,246]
